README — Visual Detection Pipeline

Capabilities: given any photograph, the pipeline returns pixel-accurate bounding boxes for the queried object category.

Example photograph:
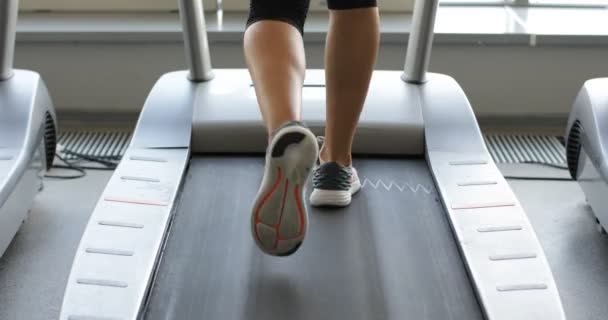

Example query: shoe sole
[251,126,318,256]
[310,180,362,207]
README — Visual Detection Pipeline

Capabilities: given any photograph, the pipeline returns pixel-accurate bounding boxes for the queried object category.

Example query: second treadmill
[0,0,57,258]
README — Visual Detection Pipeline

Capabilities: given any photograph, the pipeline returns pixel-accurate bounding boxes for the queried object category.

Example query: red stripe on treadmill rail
[103,197,168,207]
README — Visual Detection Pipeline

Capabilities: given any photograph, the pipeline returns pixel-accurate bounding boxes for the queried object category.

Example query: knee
[326,0,377,10]
[247,0,311,35]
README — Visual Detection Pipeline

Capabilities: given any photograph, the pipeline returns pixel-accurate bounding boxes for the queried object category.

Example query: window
[18,0,607,12]
[19,0,217,11]
[222,0,416,11]
[441,0,608,6]
[19,0,416,12]
[529,0,608,6]
[441,0,507,4]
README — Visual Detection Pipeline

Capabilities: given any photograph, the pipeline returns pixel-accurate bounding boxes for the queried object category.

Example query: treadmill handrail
[0,0,18,80]
[177,0,440,85]
[179,0,214,82]
[403,0,439,84]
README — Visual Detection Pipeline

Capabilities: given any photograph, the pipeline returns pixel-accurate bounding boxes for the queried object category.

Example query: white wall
[13,40,608,124]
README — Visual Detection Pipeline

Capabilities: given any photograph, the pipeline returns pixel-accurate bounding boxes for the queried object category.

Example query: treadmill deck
[144,156,483,320]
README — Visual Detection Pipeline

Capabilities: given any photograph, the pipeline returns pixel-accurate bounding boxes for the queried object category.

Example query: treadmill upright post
[178,0,214,82]
[0,0,18,81]
[402,0,439,84]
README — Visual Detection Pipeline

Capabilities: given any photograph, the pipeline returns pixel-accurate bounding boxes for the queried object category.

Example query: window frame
[222,0,416,12]
[18,0,608,12]
[19,0,416,12]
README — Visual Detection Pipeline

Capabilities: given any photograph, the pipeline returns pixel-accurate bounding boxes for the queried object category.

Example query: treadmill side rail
[566,78,608,232]
[422,73,566,319]
[130,71,196,149]
[59,148,189,320]
[60,72,195,320]
[0,70,55,258]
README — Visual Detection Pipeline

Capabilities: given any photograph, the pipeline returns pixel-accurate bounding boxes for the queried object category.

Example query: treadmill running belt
[144,157,483,320]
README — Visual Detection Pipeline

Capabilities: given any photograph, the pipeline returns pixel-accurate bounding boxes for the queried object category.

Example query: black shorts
[247,0,377,35]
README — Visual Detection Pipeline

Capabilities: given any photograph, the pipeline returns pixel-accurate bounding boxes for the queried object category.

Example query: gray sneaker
[251,121,318,256]
[310,161,362,207]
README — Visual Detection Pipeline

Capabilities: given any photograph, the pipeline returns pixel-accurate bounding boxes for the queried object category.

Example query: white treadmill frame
[60,0,565,319]
[0,0,57,258]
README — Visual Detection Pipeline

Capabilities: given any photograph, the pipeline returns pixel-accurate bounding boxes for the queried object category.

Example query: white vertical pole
[402,0,439,84]
[178,0,214,82]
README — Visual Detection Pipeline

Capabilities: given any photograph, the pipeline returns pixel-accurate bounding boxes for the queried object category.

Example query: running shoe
[310,161,361,207]
[251,121,318,256]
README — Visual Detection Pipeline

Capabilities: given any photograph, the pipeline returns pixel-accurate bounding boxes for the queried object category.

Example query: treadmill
[60,0,566,319]
[566,78,608,234]
[0,0,57,258]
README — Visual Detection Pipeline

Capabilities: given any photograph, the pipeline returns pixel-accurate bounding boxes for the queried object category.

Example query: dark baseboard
[57,112,139,130]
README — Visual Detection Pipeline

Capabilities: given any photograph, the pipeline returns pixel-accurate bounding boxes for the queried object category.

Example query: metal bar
[178,0,214,82]
[0,0,19,80]
[512,0,530,6]
[402,0,439,84]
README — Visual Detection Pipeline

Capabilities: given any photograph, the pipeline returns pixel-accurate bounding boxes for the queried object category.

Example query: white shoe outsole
[310,179,362,207]
[251,125,318,256]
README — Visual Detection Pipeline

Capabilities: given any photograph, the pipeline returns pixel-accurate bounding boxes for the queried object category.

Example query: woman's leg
[246,1,318,257]
[244,0,310,133]
[309,2,379,208]
[322,5,380,166]
[244,21,305,133]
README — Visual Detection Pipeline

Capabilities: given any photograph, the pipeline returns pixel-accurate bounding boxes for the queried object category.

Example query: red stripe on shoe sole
[254,167,283,244]
[294,184,305,237]
[274,184,305,243]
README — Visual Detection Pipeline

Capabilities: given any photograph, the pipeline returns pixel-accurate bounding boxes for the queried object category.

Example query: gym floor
[1,133,607,320]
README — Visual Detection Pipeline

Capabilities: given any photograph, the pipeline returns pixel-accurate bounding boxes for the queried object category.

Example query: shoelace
[316,136,325,165]
[316,136,325,149]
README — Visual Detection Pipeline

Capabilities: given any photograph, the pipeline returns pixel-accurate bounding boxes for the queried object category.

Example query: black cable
[44,147,121,180]
[44,154,87,180]
[52,164,115,171]
[61,149,120,168]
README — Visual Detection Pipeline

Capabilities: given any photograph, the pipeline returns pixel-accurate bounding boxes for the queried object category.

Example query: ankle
[268,120,305,143]
[319,147,352,167]
[319,147,328,163]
